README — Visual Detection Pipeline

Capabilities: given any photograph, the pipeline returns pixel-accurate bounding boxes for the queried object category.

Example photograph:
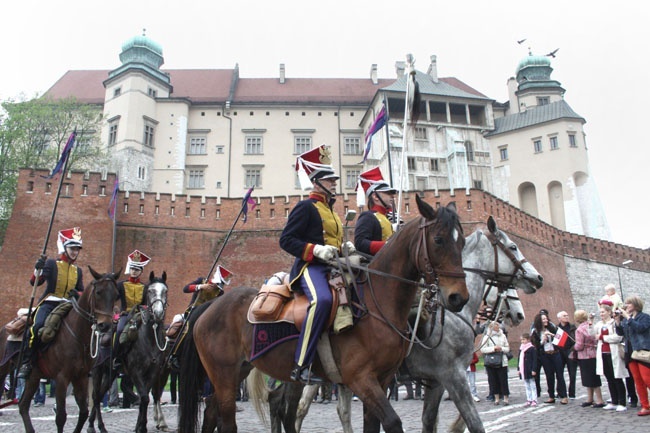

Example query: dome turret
[108,31,170,85]
[514,51,562,93]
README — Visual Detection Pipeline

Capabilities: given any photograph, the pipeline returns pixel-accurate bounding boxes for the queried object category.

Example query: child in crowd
[519,333,538,407]
[467,351,480,402]
[600,283,623,310]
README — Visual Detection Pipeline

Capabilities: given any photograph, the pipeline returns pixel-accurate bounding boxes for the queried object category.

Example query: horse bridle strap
[416,217,466,281]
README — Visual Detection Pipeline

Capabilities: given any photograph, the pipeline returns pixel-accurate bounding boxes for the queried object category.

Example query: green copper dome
[121,35,163,56]
[516,54,551,75]
[515,52,561,92]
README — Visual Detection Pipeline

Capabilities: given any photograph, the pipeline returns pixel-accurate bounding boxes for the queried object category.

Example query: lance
[8,130,77,402]
[395,54,416,231]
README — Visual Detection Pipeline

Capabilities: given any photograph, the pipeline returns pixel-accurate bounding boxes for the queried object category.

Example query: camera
[615,309,623,316]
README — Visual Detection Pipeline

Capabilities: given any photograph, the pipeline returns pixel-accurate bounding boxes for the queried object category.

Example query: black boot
[170,355,180,371]
[290,364,324,384]
[17,347,33,379]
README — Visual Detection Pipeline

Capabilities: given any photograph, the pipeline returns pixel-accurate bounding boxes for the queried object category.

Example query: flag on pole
[108,175,119,220]
[42,131,76,179]
[552,328,569,348]
[242,187,256,223]
[362,103,388,162]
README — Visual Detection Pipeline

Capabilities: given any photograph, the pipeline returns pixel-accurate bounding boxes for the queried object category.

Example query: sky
[2,0,649,249]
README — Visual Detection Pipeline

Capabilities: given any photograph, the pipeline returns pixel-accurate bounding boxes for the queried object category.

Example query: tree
[0,96,107,246]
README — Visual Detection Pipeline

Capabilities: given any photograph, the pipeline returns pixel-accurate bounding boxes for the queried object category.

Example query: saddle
[247,266,354,334]
[39,302,73,344]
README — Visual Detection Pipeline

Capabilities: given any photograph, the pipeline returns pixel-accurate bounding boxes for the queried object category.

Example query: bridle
[143,281,169,351]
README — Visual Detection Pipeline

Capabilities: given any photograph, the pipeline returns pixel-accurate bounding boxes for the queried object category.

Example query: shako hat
[125,249,151,274]
[211,265,233,285]
[295,144,339,190]
[57,227,82,254]
[356,167,397,207]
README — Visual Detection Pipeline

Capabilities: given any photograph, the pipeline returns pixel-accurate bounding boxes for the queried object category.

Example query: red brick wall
[1,169,648,328]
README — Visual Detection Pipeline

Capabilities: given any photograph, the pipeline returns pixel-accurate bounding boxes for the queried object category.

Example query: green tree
[0,96,107,246]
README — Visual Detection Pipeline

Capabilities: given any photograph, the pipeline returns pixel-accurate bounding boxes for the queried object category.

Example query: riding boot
[290,364,324,385]
[17,345,33,379]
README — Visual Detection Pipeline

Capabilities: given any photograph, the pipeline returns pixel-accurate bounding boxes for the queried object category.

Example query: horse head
[87,266,121,334]
[412,195,468,312]
[465,216,543,326]
[146,270,168,322]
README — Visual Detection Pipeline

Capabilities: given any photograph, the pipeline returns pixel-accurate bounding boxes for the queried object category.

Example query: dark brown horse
[18,267,119,433]
[179,196,468,433]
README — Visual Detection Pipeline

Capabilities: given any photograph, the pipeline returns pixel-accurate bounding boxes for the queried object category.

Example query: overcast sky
[2,0,648,249]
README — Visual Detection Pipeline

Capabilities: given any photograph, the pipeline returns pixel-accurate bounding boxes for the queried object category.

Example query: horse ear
[162,271,167,283]
[416,194,436,220]
[88,265,101,280]
[149,270,155,282]
[112,268,122,281]
[446,202,458,214]
[487,216,498,234]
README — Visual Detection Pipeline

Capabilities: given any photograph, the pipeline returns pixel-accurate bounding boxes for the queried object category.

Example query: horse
[17,267,119,433]
[178,197,469,433]
[87,271,170,433]
[279,216,543,433]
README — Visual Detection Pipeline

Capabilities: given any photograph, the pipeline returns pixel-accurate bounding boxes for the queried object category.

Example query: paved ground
[1,369,648,432]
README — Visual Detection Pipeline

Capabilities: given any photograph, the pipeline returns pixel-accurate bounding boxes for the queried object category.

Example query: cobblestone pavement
[1,369,648,432]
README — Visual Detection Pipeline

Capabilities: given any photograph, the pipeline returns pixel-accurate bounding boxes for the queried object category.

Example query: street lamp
[617,260,633,300]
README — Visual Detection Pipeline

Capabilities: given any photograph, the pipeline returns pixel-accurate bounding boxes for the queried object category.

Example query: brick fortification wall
[1,169,649,338]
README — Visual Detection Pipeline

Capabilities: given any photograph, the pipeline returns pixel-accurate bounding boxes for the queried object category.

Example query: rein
[145,287,169,352]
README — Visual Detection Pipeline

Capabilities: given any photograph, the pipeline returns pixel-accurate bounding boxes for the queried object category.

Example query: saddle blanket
[0,341,21,366]
[250,322,298,362]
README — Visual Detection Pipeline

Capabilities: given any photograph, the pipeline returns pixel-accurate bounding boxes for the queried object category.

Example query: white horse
[291,216,543,433]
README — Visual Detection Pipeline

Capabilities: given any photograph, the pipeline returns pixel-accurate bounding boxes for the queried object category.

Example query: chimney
[279,63,286,84]
[395,61,405,77]
[507,77,518,112]
[427,55,439,83]
[370,64,378,84]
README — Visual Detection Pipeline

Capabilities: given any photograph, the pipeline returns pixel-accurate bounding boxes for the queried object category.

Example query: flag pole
[9,130,77,401]
[395,54,415,230]
[382,93,395,188]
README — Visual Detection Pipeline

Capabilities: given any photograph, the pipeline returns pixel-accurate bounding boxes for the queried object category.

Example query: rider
[353,167,397,256]
[168,265,231,370]
[18,227,85,378]
[280,144,355,384]
[113,250,151,366]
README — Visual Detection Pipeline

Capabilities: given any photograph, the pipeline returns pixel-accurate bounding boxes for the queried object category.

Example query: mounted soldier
[18,227,84,379]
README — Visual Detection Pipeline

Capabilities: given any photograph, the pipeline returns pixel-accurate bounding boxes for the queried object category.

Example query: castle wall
[1,169,648,337]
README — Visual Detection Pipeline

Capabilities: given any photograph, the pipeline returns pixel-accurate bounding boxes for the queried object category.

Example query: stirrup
[290,365,324,385]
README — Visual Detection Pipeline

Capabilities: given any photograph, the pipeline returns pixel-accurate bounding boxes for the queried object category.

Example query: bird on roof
[517,38,527,45]
[546,48,559,58]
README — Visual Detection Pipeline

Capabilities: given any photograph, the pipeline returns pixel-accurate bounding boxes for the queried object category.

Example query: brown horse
[18,267,120,433]
[178,196,468,433]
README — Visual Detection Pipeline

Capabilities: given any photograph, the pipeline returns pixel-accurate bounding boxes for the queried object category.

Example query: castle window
[148,87,157,98]
[537,96,549,106]
[113,87,121,97]
[415,127,427,140]
[344,137,362,155]
[473,180,483,189]
[568,134,577,148]
[108,122,118,146]
[549,136,559,150]
[137,166,146,180]
[245,136,263,154]
[345,169,361,189]
[407,157,416,171]
[533,139,542,153]
[464,141,474,161]
[245,167,262,188]
[499,145,508,161]
[216,146,224,154]
[143,124,155,147]
[189,137,207,155]
[430,158,439,171]
[294,136,312,154]
[188,169,205,189]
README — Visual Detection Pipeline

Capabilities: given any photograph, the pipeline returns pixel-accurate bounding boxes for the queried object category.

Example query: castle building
[44,35,608,239]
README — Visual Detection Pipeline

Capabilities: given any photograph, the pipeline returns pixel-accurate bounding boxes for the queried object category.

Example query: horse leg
[336,385,354,433]
[132,376,151,433]
[267,384,284,433]
[70,378,90,433]
[295,383,318,432]
[18,374,40,433]
[352,379,403,433]
[443,373,486,433]
[420,381,444,433]
[152,368,170,431]
[202,392,223,433]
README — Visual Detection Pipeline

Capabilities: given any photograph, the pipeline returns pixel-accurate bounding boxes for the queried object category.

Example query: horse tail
[177,315,205,433]
[247,368,270,427]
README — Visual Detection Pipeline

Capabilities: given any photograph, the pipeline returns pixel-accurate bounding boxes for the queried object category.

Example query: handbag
[484,352,503,367]
[631,349,650,363]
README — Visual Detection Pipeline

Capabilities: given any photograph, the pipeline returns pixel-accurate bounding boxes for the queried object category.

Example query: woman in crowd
[592,301,628,412]
[615,295,650,416]
[530,312,568,404]
[573,309,605,408]
[480,321,510,405]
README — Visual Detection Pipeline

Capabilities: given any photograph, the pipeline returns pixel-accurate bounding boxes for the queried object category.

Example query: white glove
[313,244,338,261]
[341,241,356,255]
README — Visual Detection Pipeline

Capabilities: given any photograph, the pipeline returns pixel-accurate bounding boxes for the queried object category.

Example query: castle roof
[44,69,487,106]
[486,100,585,136]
